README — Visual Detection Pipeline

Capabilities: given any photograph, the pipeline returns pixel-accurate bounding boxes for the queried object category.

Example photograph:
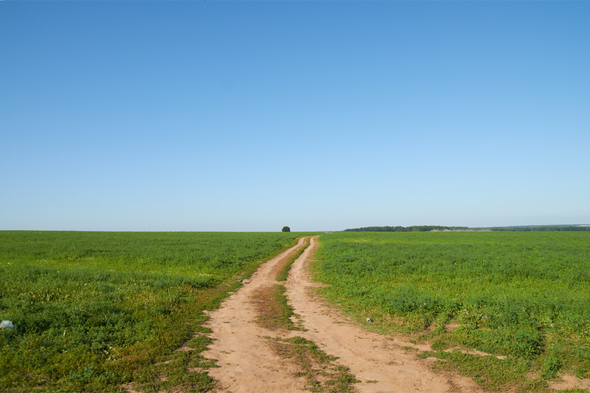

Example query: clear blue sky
[1,2,589,231]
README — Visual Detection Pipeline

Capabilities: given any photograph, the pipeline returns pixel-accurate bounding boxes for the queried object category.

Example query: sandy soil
[202,236,484,393]
[549,374,590,391]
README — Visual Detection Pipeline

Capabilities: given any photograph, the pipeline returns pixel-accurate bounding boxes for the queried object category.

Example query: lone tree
[282,226,291,232]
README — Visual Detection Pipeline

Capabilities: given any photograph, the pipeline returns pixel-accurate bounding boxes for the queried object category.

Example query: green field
[313,231,590,391]
[0,231,305,392]
[4,230,589,392]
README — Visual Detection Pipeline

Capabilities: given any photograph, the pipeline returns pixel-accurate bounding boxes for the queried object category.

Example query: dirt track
[202,236,484,393]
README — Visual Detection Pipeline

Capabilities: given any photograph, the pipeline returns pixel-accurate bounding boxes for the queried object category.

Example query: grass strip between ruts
[276,237,311,282]
[253,284,305,331]
[267,336,359,393]
[253,237,311,331]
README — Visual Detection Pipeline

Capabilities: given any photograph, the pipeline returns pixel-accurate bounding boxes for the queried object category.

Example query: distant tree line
[490,226,590,232]
[344,225,469,232]
[344,225,590,232]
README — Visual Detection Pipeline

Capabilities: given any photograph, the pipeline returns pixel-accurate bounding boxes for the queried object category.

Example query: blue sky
[1,2,589,231]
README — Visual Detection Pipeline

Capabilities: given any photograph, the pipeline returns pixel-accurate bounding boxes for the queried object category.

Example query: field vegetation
[344,225,469,232]
[312,231,590,391]
[0,231,307,392]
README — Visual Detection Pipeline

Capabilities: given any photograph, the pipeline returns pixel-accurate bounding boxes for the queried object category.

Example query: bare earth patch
[548,374,590,390]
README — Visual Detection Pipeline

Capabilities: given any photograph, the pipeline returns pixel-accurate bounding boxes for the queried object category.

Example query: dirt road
[202,236,483,393]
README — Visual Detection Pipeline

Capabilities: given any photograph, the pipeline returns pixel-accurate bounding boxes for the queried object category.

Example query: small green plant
[541,356,562,380]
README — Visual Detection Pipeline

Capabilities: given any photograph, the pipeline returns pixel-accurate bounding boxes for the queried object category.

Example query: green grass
[0,231,312,392]
[253,284,304,331]
[312,231,590,391]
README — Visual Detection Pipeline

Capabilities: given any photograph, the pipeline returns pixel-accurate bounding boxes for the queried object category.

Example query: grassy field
[0,231,307,392]
[312,231,590,391]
